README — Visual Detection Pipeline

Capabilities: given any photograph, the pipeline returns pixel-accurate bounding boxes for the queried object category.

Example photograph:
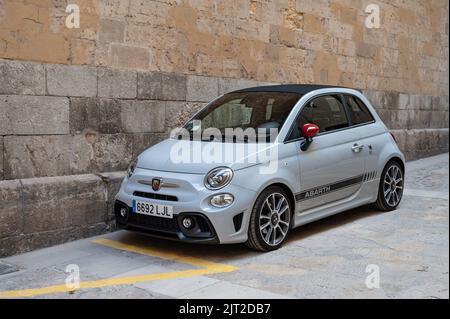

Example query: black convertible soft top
[231,84,352,95]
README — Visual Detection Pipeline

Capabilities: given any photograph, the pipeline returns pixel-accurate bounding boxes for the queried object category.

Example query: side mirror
[300,123,320,151]
[301,123,320,139]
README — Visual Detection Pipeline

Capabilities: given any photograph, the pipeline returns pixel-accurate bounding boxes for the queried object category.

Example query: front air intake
[233,212,244,232]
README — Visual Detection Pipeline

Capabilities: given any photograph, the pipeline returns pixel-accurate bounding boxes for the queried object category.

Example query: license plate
[132,199,173,219]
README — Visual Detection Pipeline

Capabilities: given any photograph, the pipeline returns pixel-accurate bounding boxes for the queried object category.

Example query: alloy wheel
[383,164,404,207]
[259,193,291,246]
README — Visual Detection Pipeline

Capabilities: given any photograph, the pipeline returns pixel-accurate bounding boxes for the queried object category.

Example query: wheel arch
[383,155,405,174]
[388,156,405,173]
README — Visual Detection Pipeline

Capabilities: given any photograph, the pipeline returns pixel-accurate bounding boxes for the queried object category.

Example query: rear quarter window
[345,95,375,125]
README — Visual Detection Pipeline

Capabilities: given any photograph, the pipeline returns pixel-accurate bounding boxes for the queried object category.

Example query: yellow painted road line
[0,238,238,299]
[93,238,237,271]
[0,268,218,299]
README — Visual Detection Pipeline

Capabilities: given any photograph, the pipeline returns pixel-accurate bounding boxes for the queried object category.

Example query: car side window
[289,95,349,140]
[345,95,374,125]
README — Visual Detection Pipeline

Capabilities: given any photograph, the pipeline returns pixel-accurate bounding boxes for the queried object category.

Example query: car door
[342,94,386,199]
[289,94,366,212]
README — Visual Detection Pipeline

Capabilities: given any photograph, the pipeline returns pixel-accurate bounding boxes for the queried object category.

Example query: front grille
[133,191,178,202]
[128,213,180,232]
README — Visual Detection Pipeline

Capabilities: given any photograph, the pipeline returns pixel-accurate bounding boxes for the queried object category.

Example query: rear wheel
[375,161,404,211]
[246,186,292,252]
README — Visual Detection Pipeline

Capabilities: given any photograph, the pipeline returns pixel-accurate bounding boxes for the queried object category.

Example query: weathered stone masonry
[0,0,448,256]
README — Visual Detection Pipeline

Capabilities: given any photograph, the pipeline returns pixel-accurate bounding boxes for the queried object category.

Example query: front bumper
[114,168,257,244]
[115,200,220,244]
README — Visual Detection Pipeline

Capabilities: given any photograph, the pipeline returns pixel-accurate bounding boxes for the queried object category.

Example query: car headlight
[204,167,233,190]
[127,158,138,177]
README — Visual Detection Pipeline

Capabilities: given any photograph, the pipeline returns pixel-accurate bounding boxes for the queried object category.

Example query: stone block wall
[0,0,449,256]
[0,173,124,257]
[0,59,273,181]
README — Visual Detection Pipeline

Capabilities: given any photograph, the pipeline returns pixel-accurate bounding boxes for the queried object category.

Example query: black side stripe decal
[295,175,364,202]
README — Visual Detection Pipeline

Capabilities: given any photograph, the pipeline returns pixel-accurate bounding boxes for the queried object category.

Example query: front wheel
[375,161,404,211]
[246,186,292,252]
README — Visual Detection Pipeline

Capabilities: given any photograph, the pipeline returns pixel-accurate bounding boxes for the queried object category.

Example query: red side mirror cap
[301,124,320,139]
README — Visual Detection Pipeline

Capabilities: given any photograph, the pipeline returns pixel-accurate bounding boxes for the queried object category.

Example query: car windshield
[182,92,301,142]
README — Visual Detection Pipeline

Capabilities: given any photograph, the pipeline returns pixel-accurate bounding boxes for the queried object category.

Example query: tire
[246,186,293,252]
[374,160,404,211]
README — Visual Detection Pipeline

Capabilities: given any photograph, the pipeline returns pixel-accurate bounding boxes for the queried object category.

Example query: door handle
[352,144,364,153]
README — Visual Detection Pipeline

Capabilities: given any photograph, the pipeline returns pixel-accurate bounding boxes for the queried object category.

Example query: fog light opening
[119,207,127,217]
[182,217,195,229]
[210,194,234,208]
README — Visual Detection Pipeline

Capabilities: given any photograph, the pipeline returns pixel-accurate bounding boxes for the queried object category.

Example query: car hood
[137,139,276,174]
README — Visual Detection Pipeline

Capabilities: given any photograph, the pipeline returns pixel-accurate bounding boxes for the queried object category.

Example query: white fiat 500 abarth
[115,85,405,251]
